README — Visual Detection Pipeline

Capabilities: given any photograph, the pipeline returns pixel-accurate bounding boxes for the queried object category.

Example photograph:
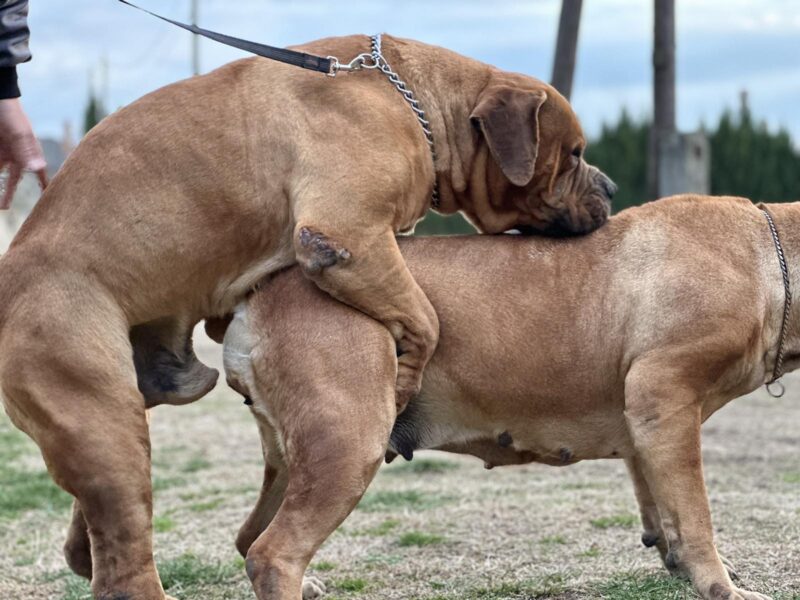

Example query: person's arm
[0,0,46,209]
[0,0,31,100]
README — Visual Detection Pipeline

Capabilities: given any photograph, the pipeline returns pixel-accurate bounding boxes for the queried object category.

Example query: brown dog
[225,195,789,600]
[0,34,613,598]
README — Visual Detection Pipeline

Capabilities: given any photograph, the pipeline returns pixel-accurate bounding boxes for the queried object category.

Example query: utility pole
[649,0,676,198]
[100,55,109,107]
[191,0,200,76]
[551,0,583,101]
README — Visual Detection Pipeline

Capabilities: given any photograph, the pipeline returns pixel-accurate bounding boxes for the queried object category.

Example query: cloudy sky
[22,0,800,145]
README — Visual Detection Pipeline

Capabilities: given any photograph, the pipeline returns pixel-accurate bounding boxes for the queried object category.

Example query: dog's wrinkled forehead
[535,86,586,165]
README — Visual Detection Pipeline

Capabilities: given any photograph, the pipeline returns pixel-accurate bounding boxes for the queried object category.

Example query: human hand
[0,97,47,209]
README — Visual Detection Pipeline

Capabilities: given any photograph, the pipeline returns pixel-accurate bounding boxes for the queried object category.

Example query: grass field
[1,342,798,600]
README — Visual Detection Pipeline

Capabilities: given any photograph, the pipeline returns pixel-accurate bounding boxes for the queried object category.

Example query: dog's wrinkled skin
[0,35,612,598]
[224,196,788,600]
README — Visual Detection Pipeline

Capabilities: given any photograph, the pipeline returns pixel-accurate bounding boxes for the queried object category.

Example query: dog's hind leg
[244,408,390,600]
[235,419,288,558]
[132,316,219,408]
[624,365,769,600]
[1,290,167,600]
[233,267,398,599]
[235,419,330,600]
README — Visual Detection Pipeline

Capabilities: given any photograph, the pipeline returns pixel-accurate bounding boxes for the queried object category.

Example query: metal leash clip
[326,53,380,76]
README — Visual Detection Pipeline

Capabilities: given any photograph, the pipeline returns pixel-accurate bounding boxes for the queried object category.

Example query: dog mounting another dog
[223,195,790,600]
[0,34,613,600]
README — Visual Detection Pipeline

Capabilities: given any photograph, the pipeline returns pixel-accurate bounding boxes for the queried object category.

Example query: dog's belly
[390,397,634,467]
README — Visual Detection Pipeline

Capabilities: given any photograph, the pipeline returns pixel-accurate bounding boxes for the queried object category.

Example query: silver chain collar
[330,34,440,209]
[761,207,792,398]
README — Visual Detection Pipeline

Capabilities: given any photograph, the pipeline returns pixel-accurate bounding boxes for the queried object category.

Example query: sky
[21,0,800,145]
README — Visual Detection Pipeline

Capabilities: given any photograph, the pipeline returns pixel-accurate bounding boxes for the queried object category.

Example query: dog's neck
[380,35,503,221]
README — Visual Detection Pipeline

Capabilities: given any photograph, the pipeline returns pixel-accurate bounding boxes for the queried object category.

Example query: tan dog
[224,195,790,600]
[0,34,613,598]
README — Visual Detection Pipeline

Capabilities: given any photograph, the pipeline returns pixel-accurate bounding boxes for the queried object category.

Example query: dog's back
[237,194,778,464]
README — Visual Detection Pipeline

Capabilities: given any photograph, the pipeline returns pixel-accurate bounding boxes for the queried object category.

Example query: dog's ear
[470,86,547,187]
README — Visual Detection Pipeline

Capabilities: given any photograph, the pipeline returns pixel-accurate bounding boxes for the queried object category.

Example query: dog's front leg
[624,367,771,600]
[293,223,438,411]
[625,456,670,564]
[626,456,740,582]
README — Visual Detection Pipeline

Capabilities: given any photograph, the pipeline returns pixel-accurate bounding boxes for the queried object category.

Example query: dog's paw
[703,582,771,600]
[302,576,326,599]
[732,591,771,600]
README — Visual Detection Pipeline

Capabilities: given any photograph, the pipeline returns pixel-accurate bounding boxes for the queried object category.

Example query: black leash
[760,206,792,398]
[117,0,336,75]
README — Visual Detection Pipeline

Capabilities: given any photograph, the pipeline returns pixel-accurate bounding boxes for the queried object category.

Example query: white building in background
[0,136,70,252]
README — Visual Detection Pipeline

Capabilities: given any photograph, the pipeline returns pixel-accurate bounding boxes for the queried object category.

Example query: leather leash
[119,0,368,76]
[760,206,792,398]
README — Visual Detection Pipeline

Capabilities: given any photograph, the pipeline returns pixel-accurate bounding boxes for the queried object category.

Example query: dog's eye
[571,146,582,159]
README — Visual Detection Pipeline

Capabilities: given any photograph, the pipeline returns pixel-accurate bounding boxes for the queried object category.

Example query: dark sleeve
[0,0,30,98]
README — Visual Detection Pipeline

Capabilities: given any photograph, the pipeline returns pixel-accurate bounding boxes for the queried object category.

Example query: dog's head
[462,76,615,235]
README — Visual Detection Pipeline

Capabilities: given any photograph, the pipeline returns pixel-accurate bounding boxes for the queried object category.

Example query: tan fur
[0,36,611,600]
[228,195,785,600]
[0,34,612,599]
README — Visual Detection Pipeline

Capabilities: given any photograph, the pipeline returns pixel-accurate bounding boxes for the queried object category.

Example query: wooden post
[191,0,200,76]
[551,0,583,101]
[649,0,676,198]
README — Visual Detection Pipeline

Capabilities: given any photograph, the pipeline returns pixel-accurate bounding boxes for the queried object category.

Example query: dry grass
[1,343,798,599]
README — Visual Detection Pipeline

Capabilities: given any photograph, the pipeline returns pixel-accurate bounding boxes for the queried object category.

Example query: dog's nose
[599,173,618,200]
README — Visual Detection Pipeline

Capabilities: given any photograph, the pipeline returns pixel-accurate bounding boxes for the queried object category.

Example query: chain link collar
[760,206,792,397]
[335,35,440,209]
[368,34,439,209]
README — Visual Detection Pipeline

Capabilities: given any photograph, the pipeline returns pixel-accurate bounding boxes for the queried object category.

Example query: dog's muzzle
[597,172,618,202]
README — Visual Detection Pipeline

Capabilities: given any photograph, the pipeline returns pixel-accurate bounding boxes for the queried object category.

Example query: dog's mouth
[514,193,611,238]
